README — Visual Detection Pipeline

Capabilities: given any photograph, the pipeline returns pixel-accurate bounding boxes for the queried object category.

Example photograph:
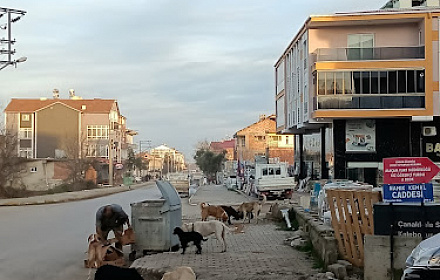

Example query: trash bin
[131,180,182,253]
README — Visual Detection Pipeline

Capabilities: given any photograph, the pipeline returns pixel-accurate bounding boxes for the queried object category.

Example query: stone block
[327,264,347,280]
[337,260,353,273]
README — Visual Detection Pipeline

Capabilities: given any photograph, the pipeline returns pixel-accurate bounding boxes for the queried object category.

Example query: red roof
[210,139,235,151]
[4,98,117,113]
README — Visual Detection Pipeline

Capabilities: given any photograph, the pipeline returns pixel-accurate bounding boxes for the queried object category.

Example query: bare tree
[62,135,96,186]
[0,130,27,197]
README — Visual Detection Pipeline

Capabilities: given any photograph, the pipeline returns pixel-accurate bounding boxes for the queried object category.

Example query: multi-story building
[234,114,294,163]
[275,4,440,185]
[4,91,136,186]
[210,139,236,161]
[149,144,185,173]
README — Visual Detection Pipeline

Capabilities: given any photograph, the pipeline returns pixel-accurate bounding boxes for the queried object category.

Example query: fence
[326,189,381,266]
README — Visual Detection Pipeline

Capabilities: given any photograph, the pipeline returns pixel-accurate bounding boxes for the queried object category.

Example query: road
[0,185,161,280]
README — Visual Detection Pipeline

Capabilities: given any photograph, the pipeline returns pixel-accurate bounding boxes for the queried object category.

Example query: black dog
[95,265,143,280]
[220,205,242,225]
[173,227,206,254]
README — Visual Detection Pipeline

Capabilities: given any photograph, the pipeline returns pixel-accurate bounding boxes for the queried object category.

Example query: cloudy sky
[0,0,385,160]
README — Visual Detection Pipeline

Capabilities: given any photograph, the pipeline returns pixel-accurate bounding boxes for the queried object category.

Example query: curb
[0,182,155,207]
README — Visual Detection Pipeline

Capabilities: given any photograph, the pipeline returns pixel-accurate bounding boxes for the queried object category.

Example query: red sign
[383,157,440,184]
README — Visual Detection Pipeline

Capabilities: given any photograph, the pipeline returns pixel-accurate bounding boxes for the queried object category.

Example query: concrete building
[4,91,136,187]
[209,139,236,161]
[275,6,440,185]
[234,114,294,163]
[149,144,185,173]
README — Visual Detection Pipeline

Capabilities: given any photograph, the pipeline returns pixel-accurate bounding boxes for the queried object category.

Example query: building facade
[210,139,236,161]
[275,6,440,185]
[234,114,294,163]
[148,144,185,173]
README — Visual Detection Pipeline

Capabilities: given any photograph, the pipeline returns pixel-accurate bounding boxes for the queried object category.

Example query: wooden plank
[327,190,346,258]
[340,190,359,264]
[336,190,352,261]
[355,191,369,235]
[349,191,365,265]
[365,191,375,235]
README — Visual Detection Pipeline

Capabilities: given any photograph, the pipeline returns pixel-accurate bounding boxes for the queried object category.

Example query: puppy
[173,227,206,254]
[161,266,196,280]
[181,220,229,252]
[237,194,267,224]
[219,205,242,225]
[200,202,228,223]
[86,233,105,268]
[95,265,143,280]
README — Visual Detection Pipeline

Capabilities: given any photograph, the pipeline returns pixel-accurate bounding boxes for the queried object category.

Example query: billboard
[345,120,376,153]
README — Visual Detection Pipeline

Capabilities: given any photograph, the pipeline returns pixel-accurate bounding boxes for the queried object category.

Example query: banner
[345,120,376,153]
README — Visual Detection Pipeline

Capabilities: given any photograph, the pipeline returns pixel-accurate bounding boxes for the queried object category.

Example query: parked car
[402,233,440,279]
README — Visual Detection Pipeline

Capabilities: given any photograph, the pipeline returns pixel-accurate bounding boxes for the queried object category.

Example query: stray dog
[86,233,106,268]
[181,220,229,252]
[95,265,143,280]
[220,205,242,225]
[237,194,267,224]
[200,202,228,223]
[173,227,207,254]
[161,266,196,280]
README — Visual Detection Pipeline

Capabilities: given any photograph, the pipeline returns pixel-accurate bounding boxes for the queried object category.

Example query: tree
[193,149,226,179]
[126,148,147,176]
[0,131,27,197]
[62,135,95,186]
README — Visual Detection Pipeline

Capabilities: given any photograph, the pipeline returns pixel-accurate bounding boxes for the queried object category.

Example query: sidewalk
[0,182,154,206]
[133,184,318,280]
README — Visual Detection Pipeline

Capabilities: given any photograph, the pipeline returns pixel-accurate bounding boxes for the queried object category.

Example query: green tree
[193,149,226,179]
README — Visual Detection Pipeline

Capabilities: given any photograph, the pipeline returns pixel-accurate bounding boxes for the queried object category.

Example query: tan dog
[237,194,267,224]
[181,220,229,252]
[161,266,196,280]
[200,202,228,223]
[86,233,106,268]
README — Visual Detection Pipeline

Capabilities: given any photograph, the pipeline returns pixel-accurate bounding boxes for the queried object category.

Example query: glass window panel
[361,71,370,94]
[379,71,388,93]
[382,96,403,108]
[360,96,381,109]
[326,72,334,95]
[398,70,407,93]
[388,71,397,93]
[318,72,325,95]
[347,34,361,48]
[407,70,415,93]
[344,72,353,94]
[416,70,425,93]
[353,72,361,94]
[403,96,425,108]
[371,72,379,94]
[335,72,343,94]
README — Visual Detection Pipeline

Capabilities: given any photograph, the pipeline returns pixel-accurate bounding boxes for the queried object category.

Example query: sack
[121,227,135,245]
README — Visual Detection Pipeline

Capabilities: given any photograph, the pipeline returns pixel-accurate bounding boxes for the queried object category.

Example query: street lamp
[0,7,27,71]
[0,56,26,71]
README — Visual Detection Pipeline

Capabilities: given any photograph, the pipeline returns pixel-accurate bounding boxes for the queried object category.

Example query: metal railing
[313,46,424,62]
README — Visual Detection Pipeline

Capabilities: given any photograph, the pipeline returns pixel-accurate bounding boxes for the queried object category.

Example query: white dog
[181,220,229,252]
[161,266,196,280]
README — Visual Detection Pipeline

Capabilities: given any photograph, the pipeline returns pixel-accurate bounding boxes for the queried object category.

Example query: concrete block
[291,238,309,248]
[327,264,347,280]
[337,259,353,272]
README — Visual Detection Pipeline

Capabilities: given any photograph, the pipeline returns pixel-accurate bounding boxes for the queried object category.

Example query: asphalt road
[0,185,161,280]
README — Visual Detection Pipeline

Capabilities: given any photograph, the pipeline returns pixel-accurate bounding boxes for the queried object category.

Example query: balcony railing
[313,46,424,62]
[315,94,425,110]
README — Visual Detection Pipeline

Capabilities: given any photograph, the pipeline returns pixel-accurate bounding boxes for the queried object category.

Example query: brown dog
[86,233,106,268]
[237,195,267,224]
[200,202,228,223]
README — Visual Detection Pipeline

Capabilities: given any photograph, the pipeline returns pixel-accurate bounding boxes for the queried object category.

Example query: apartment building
[4,92,135,164]
[210,139,236,161]
[149,144,185,173]
[275,5,440,185]
[234,114,294,163]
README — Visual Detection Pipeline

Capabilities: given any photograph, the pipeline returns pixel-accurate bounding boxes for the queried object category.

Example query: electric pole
[0,7,27,71]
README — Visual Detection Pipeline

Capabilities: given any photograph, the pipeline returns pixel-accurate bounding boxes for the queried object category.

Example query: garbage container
[131,180,182,253]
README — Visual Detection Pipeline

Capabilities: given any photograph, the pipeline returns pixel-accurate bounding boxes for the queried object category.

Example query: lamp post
[0,7,26,71]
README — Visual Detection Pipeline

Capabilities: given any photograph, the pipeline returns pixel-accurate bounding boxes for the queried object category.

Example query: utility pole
[109,138,114,186]
[0,7,27,71]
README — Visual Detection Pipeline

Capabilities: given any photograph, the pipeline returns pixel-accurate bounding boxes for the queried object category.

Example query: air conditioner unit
[422,126,437,136]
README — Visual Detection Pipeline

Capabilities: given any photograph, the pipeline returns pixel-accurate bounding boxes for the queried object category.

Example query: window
[19,128,32,139]
[19,149,32,158]
[87,144,109,157]
[286,137,289,145]
[262,168,268,176]
[87,125,109,139]
[255,136,265,141]
[276,61,285,93]
[30,167,37,172]
[347,34,374,60]
[21,114,30,121]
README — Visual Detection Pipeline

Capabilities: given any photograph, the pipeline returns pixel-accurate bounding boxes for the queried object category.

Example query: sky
[0,0,385,160]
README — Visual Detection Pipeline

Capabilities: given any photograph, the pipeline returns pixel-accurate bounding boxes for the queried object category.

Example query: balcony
[313,46,424,62]
[316,95,425,110]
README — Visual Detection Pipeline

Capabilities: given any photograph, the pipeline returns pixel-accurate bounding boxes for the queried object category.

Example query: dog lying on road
[181,220,229,252]
[173,227,207,254]
[237,195,267,224]
[200,202,228,223]
[95,265,143,280]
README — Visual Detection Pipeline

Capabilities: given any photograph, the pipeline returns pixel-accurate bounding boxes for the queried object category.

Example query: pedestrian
[95,204,130,250]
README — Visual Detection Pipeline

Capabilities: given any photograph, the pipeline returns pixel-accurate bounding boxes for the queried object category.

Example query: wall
[309,22,421,52]
[364,235,421,280]
[10,160,67,191]
[36,103,79,158]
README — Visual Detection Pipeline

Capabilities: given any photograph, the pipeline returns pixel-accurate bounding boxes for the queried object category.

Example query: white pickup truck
[253,162,295,199]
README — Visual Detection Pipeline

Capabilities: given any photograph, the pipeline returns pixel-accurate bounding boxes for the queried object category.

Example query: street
[0,185,159,280]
